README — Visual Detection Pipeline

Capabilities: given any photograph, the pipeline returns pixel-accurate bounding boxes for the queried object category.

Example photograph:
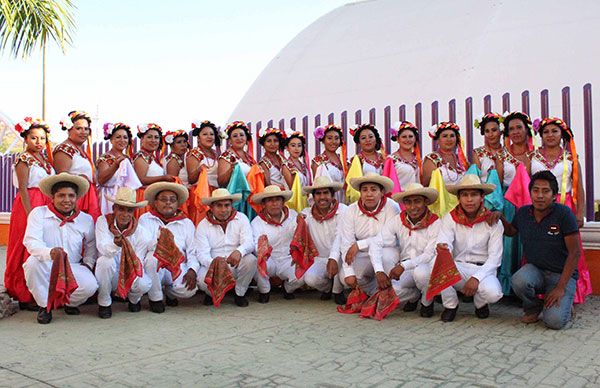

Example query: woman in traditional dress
[351,123,385,175]
[529,116,592,304]
[422,121,467,186]
[217,121,256,187]
[282,131,311,188]
[311,124,347,203]
[258,127,287,188]
[163,129,190,186]
[5,117,55,310]
[96,122,141,215]
[53,110,101,220]
[389,121,421,188]
[472,113,504,183]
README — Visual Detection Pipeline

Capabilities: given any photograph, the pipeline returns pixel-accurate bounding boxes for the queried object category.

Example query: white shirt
[95,215,152,262]
[138,212,199,273]
[301,203,347,261]
[194,212,254,267]
[12,152,55,188]
[370,212,442,273]
[436,212,503,281]
[340,199,400,276]
[23,206,97,268]
[251,209,298,261]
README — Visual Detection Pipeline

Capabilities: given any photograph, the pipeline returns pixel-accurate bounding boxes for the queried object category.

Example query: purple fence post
[384,106,391,153]
[502,93,510,113]
[327,113,334,125]
[314,114,321,155]
[449,99,456,123]
[290,118,296,131]
[583,83,595,221]
[484,95,492,114]
[254,121,262,160]
[521,90,530,115]
[369,108,376,125]
[541,89,549,118]
[465,97,474,160]
[354,110,362,154]
[399,105,406,122]
[415,103,422,152]
[302,116,309,155]
[341,111,348,159]
[431,101,439,150]
[562,87,571,126]
[267,119,273,129]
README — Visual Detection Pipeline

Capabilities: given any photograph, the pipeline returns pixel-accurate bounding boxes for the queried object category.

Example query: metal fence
[0,84,596,220]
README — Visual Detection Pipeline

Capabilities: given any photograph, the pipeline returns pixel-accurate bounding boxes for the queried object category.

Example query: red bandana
[359,287,400,321]
[400,210,439,236]
[311,199,339,223]
[337,287,368,314]
[106,214,143,299]
[203,257,236,308]
[153,227,185,280]
[149,208,188,225]
[450,205,491,228]
[257,235,272,278]
[48,203,80,227]
[357,196,387,220]
[258,206,290,226]
[205,209,238,233]
[290,215,319,279]
[47,249,78,312]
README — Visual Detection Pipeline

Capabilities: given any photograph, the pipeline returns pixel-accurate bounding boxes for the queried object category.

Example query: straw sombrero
[446,174,495,195]
[39,172,90,199]
[251,185,293,204]
[106,187,148,208]
[201,188,242,205]
[144,182,189,206]
[349,172,394,194]
[303,175,344,195]
[393,183,439,204]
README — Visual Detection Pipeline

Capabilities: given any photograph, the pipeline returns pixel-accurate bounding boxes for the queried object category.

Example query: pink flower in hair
[532,118,541,133]
[313,126,325,140]
[103,123,115,138]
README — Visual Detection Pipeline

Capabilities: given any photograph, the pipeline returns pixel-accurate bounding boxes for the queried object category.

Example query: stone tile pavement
[1,246,600,387]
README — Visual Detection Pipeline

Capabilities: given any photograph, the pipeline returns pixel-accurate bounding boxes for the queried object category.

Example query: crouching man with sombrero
[370,183,442,317]
[23,173,99,324]
[140,182,199,313]
[95,187,153,318]
[194,188,257,307]
[425,174,503,322]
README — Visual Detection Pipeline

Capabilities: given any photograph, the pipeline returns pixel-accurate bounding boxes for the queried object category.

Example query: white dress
[163,153,189,187]
[12,152,55,188]
[312,152,346,203]
[424,152,465,186]
[530,148,573,194]
[390,153,420,189]
[96,153,142,215]
[187,148,218,188]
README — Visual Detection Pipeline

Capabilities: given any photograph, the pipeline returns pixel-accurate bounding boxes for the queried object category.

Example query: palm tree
[0,0,76,119]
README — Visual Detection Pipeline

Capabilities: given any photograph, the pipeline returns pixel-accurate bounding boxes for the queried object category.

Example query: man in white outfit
[195,188,257,307]
[95,187,152,318]
[139,182,199,313]
[251,185,303,303]
[301,176,347,305]
[340,173,400,296]
[23,173,98,324]
[370,183,441,317]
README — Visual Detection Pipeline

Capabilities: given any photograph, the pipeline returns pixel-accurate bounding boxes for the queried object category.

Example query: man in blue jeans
[489,170,580,330]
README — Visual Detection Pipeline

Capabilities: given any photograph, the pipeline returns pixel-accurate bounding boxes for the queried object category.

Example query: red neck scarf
[311,199,339,223]
[48,203,80,227]
[358,196,387,220]
[450,205,491,228]
[105,213,143,298]
[258,206,290,226]
[205,209,238,232]
[149,208,187,225]
[400,210,439,236]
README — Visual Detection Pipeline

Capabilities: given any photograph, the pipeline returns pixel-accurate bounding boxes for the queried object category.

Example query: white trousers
[340,248,400,296]
[391,269,421,304]
[303,257,343,293]
[197,254,258,297]
[433,262,503,309]
[23,256,98,308]
[254,255,305,294]
[145,257,197,302]
[95,255,152,307]
[413,263,434,306]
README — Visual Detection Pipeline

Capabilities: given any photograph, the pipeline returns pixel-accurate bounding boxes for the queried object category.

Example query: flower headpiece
[103,122,131,140]
[60,110,91,130]
[15,117,50,137]
[474,112,504,129]
[137,123,163,135]
[164,129,188,145]
[428,121,461,140]
[225,120,250,137]
[349,123,377,137]
[259,127,286,140]
[534,117,573,139]
[390,121,418,141]
[314,124,344,142]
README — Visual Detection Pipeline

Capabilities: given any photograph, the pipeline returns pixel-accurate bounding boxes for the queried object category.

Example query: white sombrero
[303,175,344,195]
[201,188,242,205]
[251,185,293,204]
[106,187,148,208]
[349,172,394,194]
[39,172,90,199]
[144,182,189,206]
[393,183,439,204]
[446,174,496,195]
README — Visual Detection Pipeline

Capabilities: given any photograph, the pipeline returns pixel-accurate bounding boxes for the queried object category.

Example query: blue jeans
[511,263,576,330]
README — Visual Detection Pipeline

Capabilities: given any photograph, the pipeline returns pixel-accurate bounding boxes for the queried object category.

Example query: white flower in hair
[164,134,175,144]
[60,117,72,129]
[137,124,149,134]
[502,110,510,117]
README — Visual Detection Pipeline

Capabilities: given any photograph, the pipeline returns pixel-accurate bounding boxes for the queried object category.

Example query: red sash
[203,257,236,308]
[153,227,185,280]
[289,215,319,279]
[426,245,462,300]
[257,235,272,278]
[47,249,78,312]
[359,287,400,321]
[336,287,368,314]
[106,214,143,298]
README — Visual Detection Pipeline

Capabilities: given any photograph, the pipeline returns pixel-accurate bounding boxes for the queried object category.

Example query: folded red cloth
[47,249,79,312]
[257,235,272,278]
[337,287,368,314]
[290,215,318,279]
[106,214,143,299]
[359,287,400,320]
[154,227,185,280]
[204,257,236,308]
[426,245,462,301]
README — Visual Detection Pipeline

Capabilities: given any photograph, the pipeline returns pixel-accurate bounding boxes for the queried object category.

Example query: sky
[0,0,349,141]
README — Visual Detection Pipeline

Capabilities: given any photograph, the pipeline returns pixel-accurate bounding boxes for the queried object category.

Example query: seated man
[371,183,441,317]
[492,171,580,330]
[340,173,400,296]
[95,187,152,318]
[432,174,503,322]
[140,182,199,313]
[23,173,98,324]
[251,185,303,303]
[195,188,257,307]
[301,176,348,305]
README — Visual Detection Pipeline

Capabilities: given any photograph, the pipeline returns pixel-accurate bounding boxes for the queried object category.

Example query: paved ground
[1,246,600,387]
